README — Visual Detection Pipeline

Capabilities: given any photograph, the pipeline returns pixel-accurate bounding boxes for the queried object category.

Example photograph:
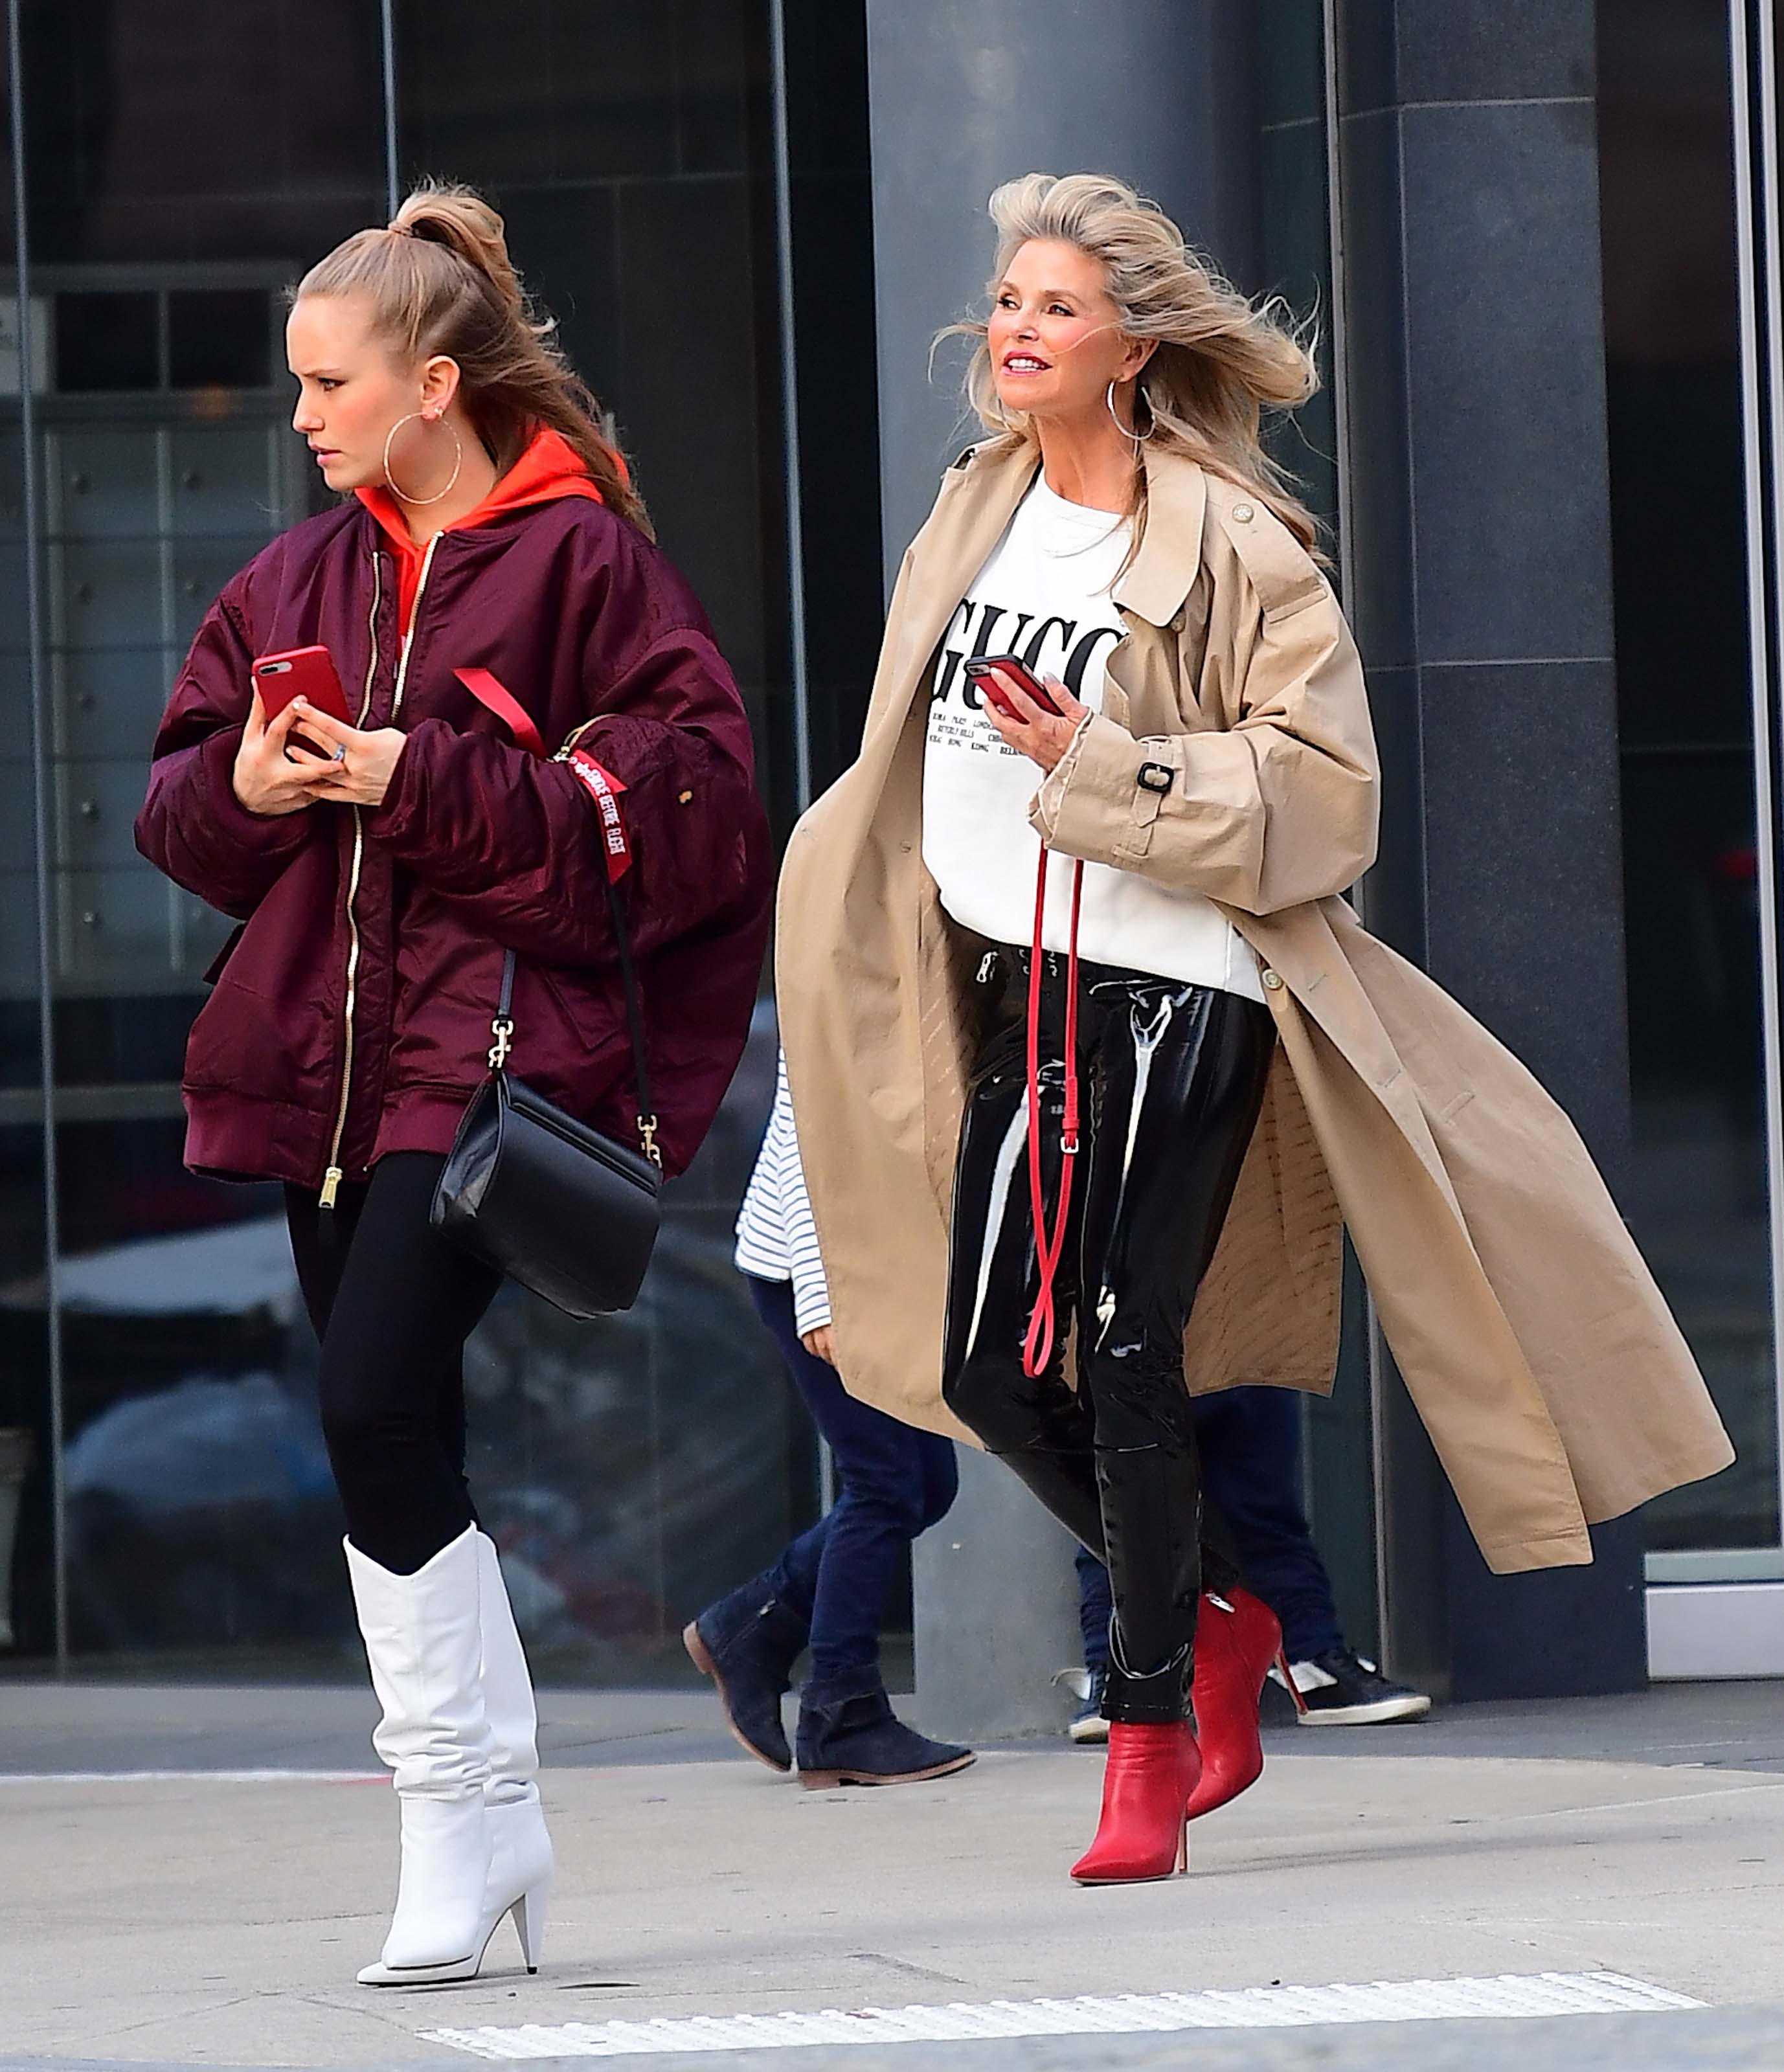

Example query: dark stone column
[1334,0,1648,1699]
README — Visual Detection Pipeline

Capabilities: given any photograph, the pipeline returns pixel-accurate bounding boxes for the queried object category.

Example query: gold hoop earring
[1106,379,1155,446]
[383,411,464,506]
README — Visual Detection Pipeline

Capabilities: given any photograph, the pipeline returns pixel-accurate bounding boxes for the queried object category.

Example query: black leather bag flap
[433,1070,661,1321]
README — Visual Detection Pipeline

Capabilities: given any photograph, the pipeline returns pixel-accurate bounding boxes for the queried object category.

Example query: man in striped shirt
[684,1054,975,1788]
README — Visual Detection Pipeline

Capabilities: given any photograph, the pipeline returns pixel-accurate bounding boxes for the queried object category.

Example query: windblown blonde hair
[295,182,651,539]
[943,172,1320,554]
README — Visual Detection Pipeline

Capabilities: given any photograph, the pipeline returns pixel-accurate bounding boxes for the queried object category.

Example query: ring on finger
[331,743,346,763]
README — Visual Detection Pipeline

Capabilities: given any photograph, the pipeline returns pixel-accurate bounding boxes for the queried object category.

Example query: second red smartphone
[962,653,1064,719]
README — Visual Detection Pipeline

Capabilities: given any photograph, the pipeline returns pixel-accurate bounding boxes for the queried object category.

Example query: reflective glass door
[1,0,881,1678]
[1601,0,1784,1673]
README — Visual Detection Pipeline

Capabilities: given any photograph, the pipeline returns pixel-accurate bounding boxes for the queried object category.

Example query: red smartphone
[252,646,352,759]
[962,653,1065,719]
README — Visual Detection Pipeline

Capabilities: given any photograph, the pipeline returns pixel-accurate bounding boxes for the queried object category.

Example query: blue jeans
[751,1276,960,1690]
[1078,1386,1344,1667]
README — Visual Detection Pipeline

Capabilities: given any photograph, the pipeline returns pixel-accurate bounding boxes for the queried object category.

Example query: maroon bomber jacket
[136,495,773,1191]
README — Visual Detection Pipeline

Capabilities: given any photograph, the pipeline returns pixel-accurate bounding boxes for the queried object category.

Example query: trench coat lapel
[864,441,1040,751]
[1112,447,1207,625]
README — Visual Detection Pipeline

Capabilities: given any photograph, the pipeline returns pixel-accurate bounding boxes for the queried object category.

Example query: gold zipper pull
[319,1167,343,1209]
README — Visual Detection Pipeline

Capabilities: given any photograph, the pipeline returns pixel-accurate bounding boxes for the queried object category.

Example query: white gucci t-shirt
[921,476,1263,1000]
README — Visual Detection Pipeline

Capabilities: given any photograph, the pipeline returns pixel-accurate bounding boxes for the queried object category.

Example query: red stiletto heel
[1185,1586,1289,1821]
[1276,1647,1309,1718]
[1070,1721,1201,1885]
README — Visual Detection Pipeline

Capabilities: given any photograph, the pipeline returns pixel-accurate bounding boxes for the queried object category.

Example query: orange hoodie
[356,425,609,637]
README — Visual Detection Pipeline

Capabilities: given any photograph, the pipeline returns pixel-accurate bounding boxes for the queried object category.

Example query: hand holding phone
[963,653,1085,775]
[962,653,1065,720]
[231,646,350,816]
[252,646,352,754]
[231,689,328,817]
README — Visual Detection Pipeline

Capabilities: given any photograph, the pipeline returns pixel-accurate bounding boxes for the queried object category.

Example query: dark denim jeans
[751,1276,960,1690]
[1078,1384,1344,1667]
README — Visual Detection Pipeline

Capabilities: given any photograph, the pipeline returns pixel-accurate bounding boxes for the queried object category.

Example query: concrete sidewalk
[3,1681,1784,2069]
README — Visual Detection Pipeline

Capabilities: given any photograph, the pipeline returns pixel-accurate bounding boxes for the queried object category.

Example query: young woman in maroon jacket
[136,185,772,1985]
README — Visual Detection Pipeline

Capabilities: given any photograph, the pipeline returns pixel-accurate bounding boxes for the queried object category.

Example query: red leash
[1022,846,1085,1379]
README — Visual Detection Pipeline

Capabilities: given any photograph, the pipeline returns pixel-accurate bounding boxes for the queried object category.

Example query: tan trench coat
[776,438,1732,1575]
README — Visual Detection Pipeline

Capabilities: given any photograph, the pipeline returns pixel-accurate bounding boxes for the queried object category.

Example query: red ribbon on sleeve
[565,751,632,883]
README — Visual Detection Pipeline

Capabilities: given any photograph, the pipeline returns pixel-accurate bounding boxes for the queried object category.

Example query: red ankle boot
[1070,1720,1202,1885]
[1185,1586,1304,1821]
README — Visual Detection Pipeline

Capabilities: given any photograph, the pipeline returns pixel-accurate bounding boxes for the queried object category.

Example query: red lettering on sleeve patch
[566,751,633,882]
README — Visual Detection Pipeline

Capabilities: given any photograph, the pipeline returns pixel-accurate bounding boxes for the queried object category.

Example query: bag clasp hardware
[488,1014,515,1072]
[638,1114,664,1170]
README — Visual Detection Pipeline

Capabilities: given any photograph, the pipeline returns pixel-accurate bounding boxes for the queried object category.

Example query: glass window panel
[23,3,387,267]
[51,1118,347,1670]
[1599,0,1777,1553]
[54,292,158,394]
[1,17,55,1671]
[2,0,885,1678]
[168,290,273,393]
[10,0,387,1669]
[780,0,883,807]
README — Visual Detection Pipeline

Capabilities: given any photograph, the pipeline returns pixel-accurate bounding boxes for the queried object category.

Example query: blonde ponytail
[297,181,652,539]
[390,187,526,320]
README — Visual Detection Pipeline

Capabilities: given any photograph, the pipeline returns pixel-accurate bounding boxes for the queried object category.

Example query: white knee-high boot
[477,1532,554,1970]
[347,1524,497,1986]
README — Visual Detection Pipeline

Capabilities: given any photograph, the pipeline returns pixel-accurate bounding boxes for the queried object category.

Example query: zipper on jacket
[319,546,386,1207]
[319,535,440,1206]
[388,532,440,725]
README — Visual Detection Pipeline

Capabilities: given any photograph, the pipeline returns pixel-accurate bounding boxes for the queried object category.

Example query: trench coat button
[1232,502,1255,524]
[1260,968,1284,990]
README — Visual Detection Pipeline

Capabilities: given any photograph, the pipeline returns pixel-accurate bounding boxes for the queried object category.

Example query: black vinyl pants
[286,1151,504,1575]
[941,949,1276,1724]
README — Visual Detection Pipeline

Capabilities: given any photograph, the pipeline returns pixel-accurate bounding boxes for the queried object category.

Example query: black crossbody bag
[431,866,663,1320]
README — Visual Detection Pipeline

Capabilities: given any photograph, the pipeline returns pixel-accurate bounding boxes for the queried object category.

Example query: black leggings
[286,1151,504,1575]
[942,950,1274,1723]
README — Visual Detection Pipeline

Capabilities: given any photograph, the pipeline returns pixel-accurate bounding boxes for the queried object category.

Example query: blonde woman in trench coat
[776,174,1733,1886]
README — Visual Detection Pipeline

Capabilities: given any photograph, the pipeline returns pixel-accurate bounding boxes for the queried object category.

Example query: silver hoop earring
[1106,379,1155,446]
[383,411,464,506]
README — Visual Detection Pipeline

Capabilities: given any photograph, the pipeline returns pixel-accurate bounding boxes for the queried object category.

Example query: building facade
[1,0,1777,1707]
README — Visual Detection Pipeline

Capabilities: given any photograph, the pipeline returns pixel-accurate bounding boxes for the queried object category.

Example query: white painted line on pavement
[0,1768,381,1783]
[423,1970,1704,2057]
[1462,1778,1784,1824]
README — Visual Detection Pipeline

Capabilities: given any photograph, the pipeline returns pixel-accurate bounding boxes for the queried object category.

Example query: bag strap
[456,667,546,759]
[474,692,662,1171]
[1021,847,1084,1380]
[602,870,659,1169]
[491,882,660,1170]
